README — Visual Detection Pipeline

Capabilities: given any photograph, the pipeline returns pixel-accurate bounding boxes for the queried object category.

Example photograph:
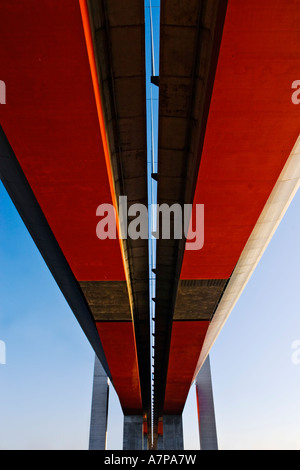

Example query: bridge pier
[195,355,218,450]
[89,355,109,450]
[163,415,184,450]
[123,415,143,450]
[157,434,164,450]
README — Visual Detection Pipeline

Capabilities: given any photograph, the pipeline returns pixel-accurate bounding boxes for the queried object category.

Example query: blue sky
[1,0,300,450]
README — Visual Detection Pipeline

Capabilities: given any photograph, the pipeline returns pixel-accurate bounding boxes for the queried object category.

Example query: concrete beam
[153,0,228,434]
[89,355,109,450]
[195,355,218,450]
[87,0,151,430]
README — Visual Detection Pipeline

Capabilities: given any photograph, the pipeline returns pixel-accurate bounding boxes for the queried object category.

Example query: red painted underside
[164,322,209,414]
[0,0,125,282]
[0,1,142,412]
[166,0,300,414]
[181,0,300,280]
[96,322,142,414]
[2,0,300,419]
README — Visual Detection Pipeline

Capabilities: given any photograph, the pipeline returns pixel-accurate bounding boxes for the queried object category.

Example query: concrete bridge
[0,0,300,449]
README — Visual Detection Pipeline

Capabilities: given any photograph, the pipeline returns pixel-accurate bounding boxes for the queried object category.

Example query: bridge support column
[163,415,184,450]
[157,434,164,450]
[195,355,218,450]
[89,355,109,450]
[123,415,143,450]
[143,432,148,450]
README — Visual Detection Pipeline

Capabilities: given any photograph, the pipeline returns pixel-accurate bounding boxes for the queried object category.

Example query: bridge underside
[1,0,300,448]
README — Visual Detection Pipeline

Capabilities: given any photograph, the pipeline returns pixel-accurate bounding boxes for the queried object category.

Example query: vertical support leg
[195,355,218,450]
[157,434,164,450]
[89,355,109,450]
[143,431,148,450]
[123,415,143,450]
[163,415,184,450]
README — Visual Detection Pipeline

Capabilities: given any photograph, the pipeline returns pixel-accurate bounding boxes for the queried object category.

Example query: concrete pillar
[89,355,109,450]
[157,434,164,450]
[195,355,218,450]
[163,415,184,450]
[123,415,143,450]
[143,433,147,450]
